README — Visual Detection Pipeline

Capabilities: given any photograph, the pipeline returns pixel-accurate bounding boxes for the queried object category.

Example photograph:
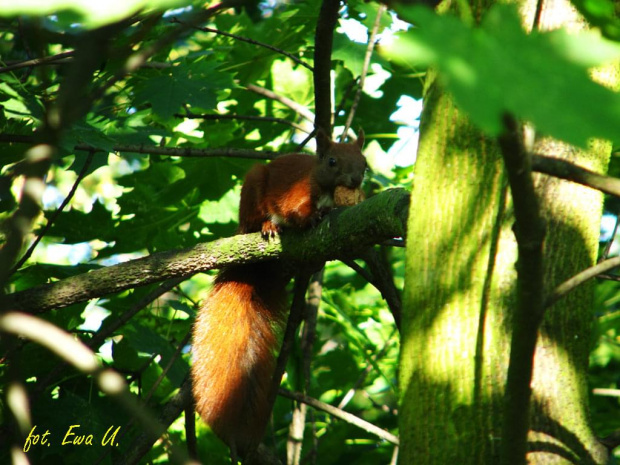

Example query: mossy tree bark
[399,0,615,463]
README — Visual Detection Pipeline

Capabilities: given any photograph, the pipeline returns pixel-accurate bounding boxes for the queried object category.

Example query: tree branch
[546,256,620,308]
[362,248,402,331]
[0,50,75,74]
[80,143,277,159]
[531,154,620,197]
[287,269,323,464]
[313,0,341,134]
[342,4,386,140]
[176,111,309,133]
[247,84,315,123]
[337,330,397,410]
[171,20,313,72]
[0,134,278,160]
[279,388,399,446]
[258,271,312,463]
[498,115,546,465]
[600,214,619,261]
[2,188,409,313]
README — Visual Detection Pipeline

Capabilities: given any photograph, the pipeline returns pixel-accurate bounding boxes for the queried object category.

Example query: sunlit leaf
[570,0,620,41]
[387,4,620,146]
[0,0,190,29]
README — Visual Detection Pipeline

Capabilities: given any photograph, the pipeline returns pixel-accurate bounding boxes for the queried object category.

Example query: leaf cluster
[0,0,408,463]
[5,0,620,461]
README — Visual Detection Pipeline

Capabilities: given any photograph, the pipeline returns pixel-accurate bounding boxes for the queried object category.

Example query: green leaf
[112,336,145,371]
[198,185,239,225]
[0,0,190,29]
[0,77,45,122]
[44,201,115,244]
[133,61,236,120]
[333,33,367,76]
[121,322,190,385]
[387,4,620,147]
[61,121,117,153]
[570,0,620,41]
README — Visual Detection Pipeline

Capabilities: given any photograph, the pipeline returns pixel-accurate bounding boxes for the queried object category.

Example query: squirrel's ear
[316,127,331,155]
[356,129,365,149]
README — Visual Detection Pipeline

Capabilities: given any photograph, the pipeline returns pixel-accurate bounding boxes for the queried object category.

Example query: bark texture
[399,0,615,462]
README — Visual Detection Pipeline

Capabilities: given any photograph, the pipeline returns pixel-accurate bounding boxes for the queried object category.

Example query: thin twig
[81,143,276,159]
[0,134,33,144]
[0,51,75,74]
[342,5,386,140]
[531,0,546,31]
[172,20,313,72]
[10,150,95,275]
[600,214,619,262]
[147,331,192,404]
[531,154,620,197]
[363,248,402,331]
[247,84,315,122]
[333,77,358,138]
[337,331,397,410]
[0,134,278,160]
[287,269,323,464]
[91,278,185,349]
[279,388,399,445]
[295,128,318,152]
[592,388,620,397]
[344,251,402,331]
[546,256,620,308]
[176,111,309,133]
[390,446,399,465]
[259,271,311,462]
[343,259,374,282]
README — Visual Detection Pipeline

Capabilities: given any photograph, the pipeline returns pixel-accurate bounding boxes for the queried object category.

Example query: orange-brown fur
[192,263,288,457]
[191,132,366,459]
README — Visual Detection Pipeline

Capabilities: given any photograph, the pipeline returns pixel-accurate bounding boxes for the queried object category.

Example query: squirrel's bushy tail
[191,261,288,458]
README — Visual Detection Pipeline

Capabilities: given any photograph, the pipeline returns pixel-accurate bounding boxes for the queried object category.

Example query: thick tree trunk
[399,0,615,462]
[400,77,510,464]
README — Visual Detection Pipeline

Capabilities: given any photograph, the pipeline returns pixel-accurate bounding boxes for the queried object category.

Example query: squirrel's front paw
[261,220,281,239]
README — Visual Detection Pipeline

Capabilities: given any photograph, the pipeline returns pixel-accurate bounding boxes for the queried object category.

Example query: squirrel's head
[316,129,367,190]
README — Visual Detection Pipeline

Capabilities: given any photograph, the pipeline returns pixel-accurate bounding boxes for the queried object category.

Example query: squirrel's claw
[261,220,280,239]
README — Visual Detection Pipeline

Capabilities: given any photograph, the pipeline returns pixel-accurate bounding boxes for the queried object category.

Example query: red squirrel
[191,130,366,461]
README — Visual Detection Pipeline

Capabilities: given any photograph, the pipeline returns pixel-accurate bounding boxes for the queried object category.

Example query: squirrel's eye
[329,157,337,167]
